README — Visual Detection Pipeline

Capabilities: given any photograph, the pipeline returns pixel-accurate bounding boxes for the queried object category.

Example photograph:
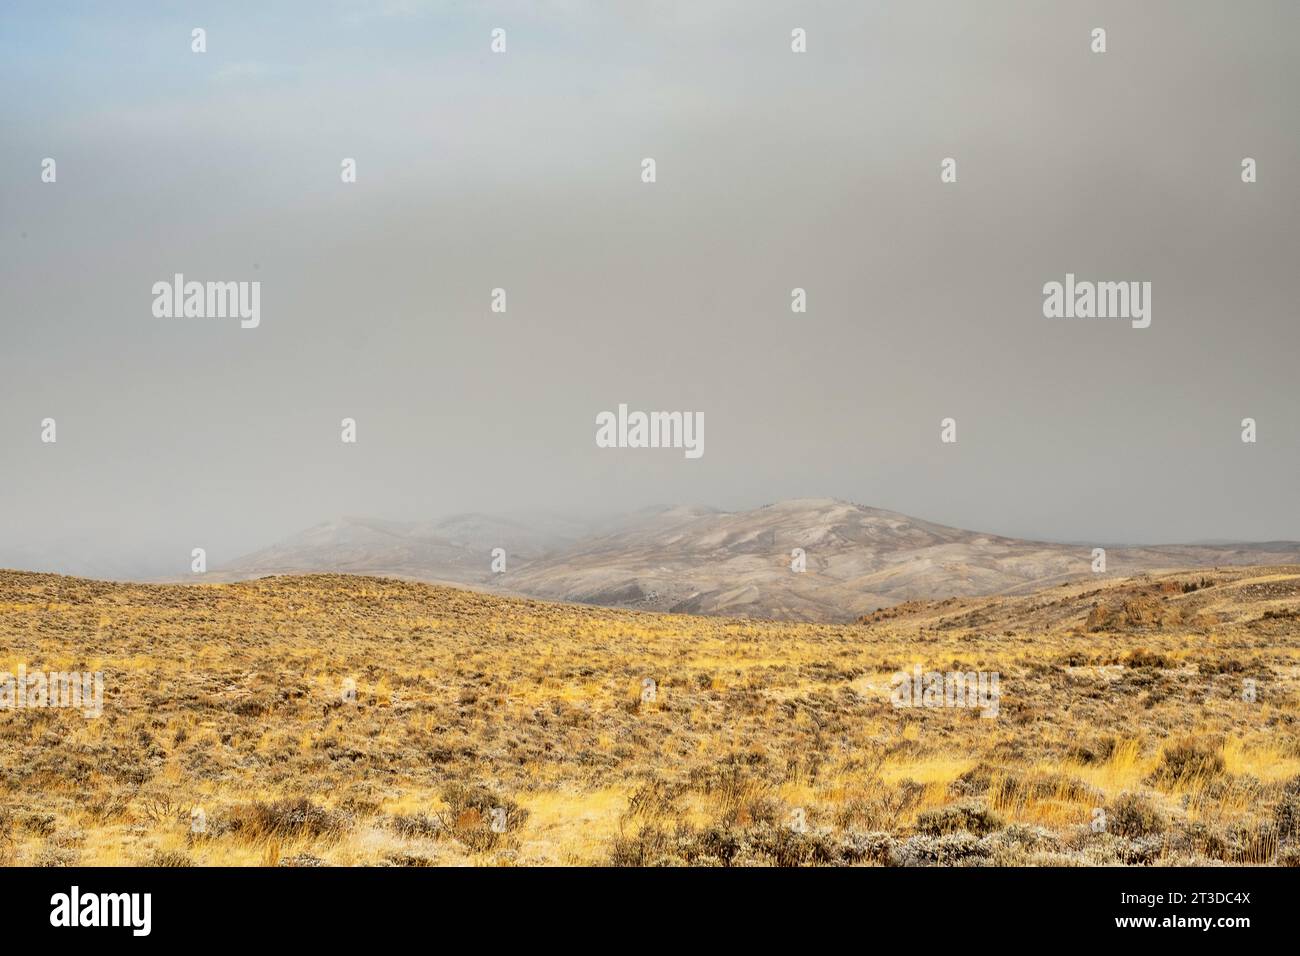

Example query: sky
[1,0,1297,577]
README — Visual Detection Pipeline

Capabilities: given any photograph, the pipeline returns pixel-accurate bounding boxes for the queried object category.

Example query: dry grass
[1,565,1298,866]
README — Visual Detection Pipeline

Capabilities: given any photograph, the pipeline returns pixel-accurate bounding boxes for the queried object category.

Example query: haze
[2,0,1297,579]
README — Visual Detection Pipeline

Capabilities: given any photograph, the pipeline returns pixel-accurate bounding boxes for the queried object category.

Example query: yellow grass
[0,565,1297,866]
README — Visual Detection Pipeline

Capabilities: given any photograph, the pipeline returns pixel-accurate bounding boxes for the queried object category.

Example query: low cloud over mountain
[219,499,1300,621]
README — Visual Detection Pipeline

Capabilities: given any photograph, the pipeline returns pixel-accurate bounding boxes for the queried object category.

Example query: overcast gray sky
[1,0,1297,576]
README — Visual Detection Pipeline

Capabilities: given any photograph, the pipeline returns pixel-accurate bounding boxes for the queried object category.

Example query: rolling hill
[3,564,1297,866]
[220,498,1300,621]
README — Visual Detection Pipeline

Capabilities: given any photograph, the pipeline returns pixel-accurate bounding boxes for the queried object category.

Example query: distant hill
[218,498,1300,621]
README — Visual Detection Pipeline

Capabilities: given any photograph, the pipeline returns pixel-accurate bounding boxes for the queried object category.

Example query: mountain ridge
[216,498,1300,622]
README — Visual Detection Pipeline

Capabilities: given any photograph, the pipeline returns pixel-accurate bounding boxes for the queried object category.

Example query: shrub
[1149,739,1225,788]
[389,812,444,840]
[148,850,194,867]
[1108,793,1166,838]
[437,782,527,853]
[892,832,990,866]
[915,799,1002,837]
[1125,648,1171,669]
[1273,776,1300,841]
[229,798,349,841]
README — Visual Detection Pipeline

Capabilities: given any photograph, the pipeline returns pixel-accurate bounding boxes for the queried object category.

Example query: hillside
[223,498,1300,621]
[1,565,1298,866]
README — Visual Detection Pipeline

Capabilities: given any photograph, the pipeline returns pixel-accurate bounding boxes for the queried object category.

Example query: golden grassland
[1,565,1298,866]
